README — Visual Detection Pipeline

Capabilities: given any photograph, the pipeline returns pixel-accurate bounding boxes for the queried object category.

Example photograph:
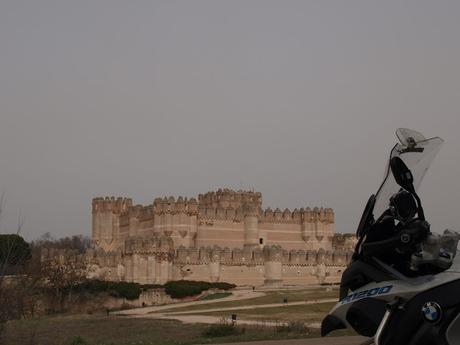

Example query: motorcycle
[321,128,460,345]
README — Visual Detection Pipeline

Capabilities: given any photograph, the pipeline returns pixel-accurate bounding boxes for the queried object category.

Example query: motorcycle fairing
[322,269,460,338]
[379,279,460,345]
[321,129,459,342]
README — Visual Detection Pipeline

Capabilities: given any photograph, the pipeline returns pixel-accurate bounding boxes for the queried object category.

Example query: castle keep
[92,189,337,252]
[72,189,355,286]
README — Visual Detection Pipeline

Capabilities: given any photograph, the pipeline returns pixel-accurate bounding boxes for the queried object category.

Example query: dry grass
[0,315,356,345]
[160,287,339,314]
[0,312,355,345]
[1,314,206,345]
[0,288,347,345]
[174,302,337,322]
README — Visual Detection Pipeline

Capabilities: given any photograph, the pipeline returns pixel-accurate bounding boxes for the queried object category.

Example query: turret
[263,245,283,286]
[152,196,199,248]
[300,207,335,251]
[315,207,335,246]
[301,207,315,242]
[92,197,132,250]
[243,202,260,249]
[198,188,262,210]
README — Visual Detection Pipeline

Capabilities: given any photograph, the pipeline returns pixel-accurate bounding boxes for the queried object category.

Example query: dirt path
[113,289,265,316]
[112,289,361,344]
[114,289,339,330]
[153,314,298,327]
[118,296,336,329]
[162,298,337,316]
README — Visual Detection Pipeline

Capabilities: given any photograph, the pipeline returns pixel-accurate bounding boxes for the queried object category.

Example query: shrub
[70,280,143,300]
[109,281,142,300]
[210,282,236,290]
[70,279,236,300]
[164,280,236,299]
[0,234,31,267]
[164,281,202,299]
[69,336,88,345]
[141,284,163,289]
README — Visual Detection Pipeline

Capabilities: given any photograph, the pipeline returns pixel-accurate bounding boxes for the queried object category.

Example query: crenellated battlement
[92,197,133,214]
[259,207,334,224]
[197,206,244,222]
[93,191,333,224]
[42,241,354,286]
[153,196,199,215]
[174,245,352,267]
[198,188,262,210]
[195,203,334,224]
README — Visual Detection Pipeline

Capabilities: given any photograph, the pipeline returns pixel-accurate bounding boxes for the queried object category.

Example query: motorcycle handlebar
[361,220,430,257]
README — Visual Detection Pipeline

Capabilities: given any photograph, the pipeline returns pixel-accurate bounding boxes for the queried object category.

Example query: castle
[78,189,355,286]
[92,189,338,252]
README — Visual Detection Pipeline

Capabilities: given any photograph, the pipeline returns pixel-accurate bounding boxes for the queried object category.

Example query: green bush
[74,280,111,293]
[141,283,164,289]
[69,336,88,345]
[164,280,236,299]
[71,280,143,300]
[210,282,236,290]
[109,281,142,300]
[0,234,31,266]
[70,279,235,300]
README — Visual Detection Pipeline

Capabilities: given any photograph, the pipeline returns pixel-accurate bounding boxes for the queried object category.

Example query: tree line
[0,232,92,329]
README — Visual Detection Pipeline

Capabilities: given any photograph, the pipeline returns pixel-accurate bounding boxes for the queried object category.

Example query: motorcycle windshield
[373,129,444,220]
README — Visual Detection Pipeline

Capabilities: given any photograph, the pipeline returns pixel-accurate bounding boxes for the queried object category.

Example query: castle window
[259,238,264,245]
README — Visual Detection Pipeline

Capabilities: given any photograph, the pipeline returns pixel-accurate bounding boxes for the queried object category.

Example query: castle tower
[301,207,334,251]
[92,197,132,250]
[314,207,334,251]
[152,196,199,248]
[208,247,222,282]
[263,245,283,286]
[301,208,315,243]
[243,202,260,249]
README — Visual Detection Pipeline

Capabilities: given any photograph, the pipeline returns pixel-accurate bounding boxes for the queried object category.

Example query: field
[158,287,339,314]
[0,287,355,345]
[173,302,337,322]
[0,314,354,345]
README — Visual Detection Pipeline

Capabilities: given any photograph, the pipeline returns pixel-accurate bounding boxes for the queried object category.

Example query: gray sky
[1,1,459,241]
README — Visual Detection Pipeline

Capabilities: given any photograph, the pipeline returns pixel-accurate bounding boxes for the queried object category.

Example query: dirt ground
[0,315,360,345]
[210,336,367,345]
[115,287,339,328]
[2,287,352,345]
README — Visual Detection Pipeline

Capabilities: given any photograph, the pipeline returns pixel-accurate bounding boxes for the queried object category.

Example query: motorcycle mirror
[390,157,415,193]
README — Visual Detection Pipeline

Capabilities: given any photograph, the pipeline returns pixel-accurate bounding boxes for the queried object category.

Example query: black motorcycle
[321,128,460,345]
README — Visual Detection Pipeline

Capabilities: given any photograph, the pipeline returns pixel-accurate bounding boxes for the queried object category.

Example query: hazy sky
[1,1,459,241]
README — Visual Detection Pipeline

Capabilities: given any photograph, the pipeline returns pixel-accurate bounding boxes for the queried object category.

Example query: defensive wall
[92,189,340,252]
[44,189,356,286]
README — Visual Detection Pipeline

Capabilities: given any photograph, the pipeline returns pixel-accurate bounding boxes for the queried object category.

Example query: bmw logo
[422,302,442,323]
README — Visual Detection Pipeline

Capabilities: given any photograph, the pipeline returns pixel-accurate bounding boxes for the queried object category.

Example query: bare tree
[0,195,34,335]
[32,233,92,254]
